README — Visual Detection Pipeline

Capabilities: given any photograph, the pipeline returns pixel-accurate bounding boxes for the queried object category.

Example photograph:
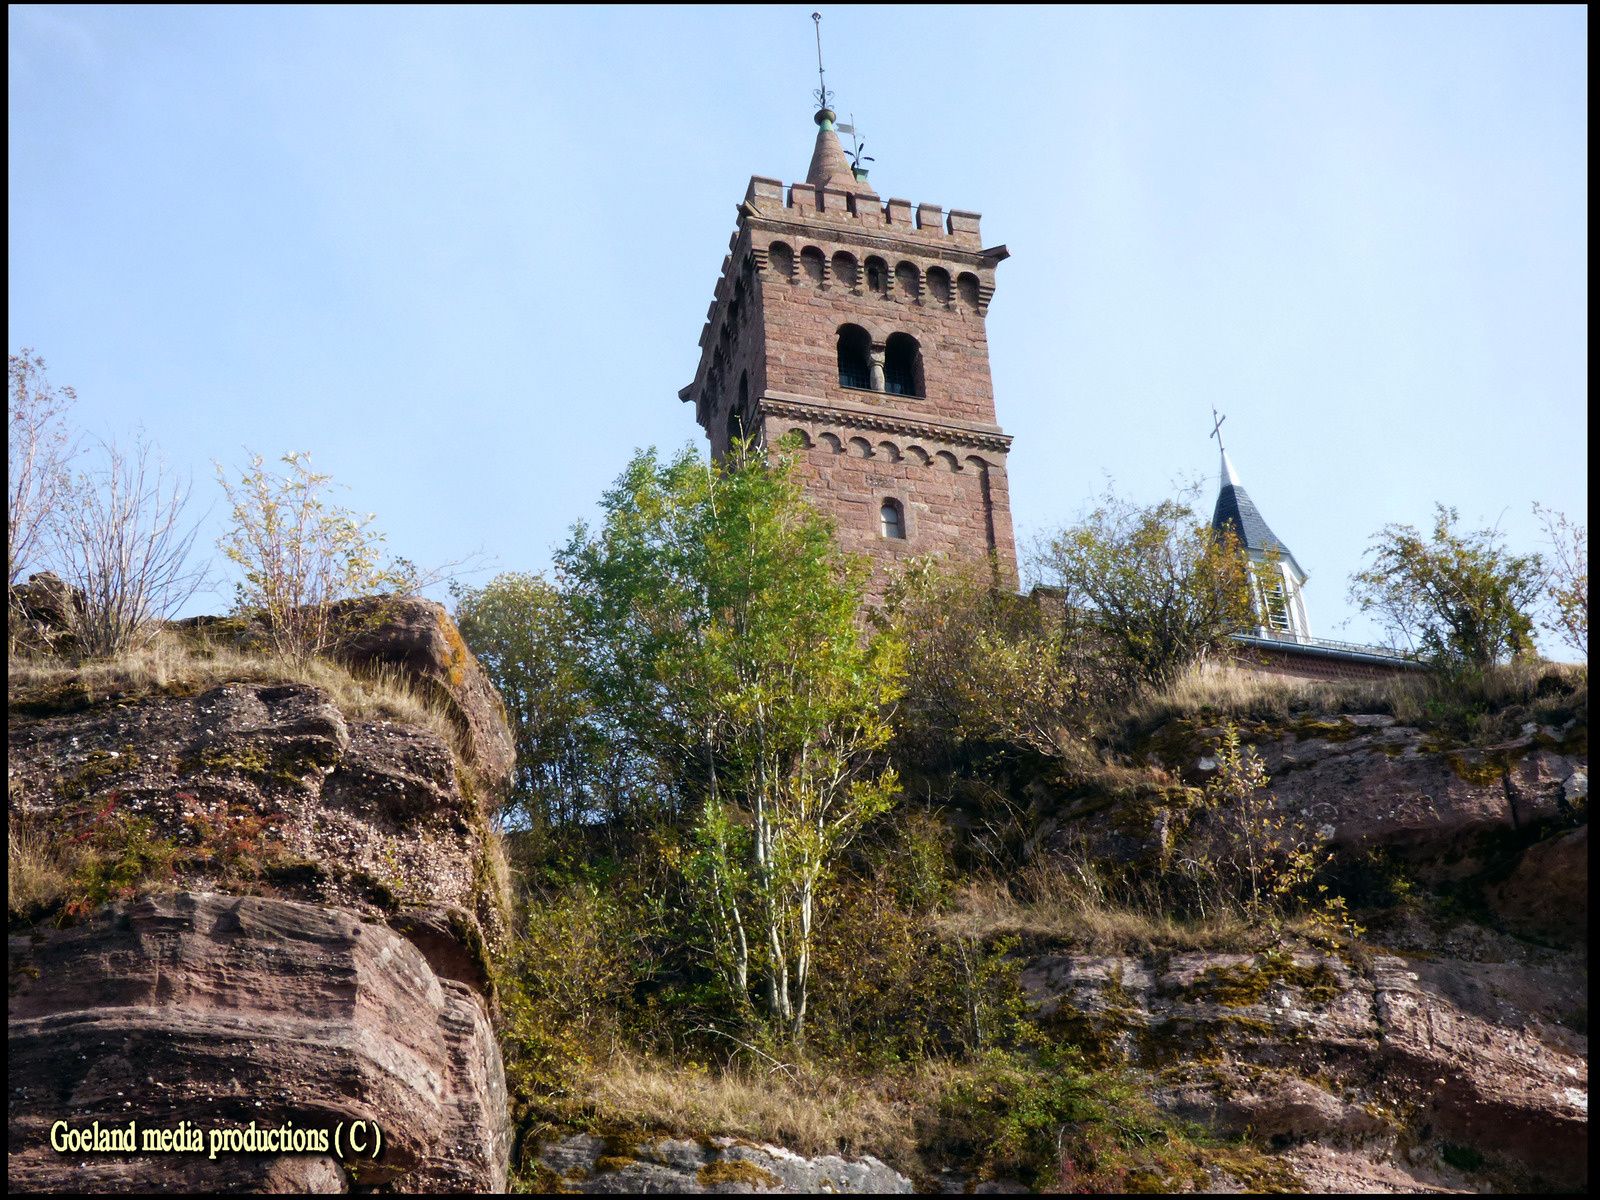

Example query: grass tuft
[9,628,458,746]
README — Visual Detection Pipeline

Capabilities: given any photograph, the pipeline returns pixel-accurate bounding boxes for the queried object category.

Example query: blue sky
[8,5,1588,654]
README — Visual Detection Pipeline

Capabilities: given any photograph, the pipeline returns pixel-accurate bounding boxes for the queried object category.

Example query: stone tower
[679,105,1019,590]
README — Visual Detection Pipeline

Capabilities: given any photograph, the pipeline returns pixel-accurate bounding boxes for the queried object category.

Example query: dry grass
[1132,657,1586,737]
[934,860,1257,954]
[578,1053,946,1168]
[8,629,456,745]
[7,812,77,922]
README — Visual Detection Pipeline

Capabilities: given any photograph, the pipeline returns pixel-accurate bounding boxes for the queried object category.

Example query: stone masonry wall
[685,174,1019,590]
[768,417,1018,593]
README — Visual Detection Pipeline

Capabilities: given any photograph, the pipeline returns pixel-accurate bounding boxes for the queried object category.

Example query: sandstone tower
[679,103,1019,589]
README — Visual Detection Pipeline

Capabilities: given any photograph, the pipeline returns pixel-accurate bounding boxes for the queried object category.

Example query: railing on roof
[1232,630,1421,663]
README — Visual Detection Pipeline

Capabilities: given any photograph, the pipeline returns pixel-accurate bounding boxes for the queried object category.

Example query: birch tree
[8,349,80,590]
[558,442,903,1042]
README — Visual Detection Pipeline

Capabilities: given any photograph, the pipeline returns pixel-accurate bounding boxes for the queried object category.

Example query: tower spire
[804,13,872,194]
[812,12,834,116]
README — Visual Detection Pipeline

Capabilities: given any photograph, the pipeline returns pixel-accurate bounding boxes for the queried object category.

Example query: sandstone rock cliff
[7,603,513,1193]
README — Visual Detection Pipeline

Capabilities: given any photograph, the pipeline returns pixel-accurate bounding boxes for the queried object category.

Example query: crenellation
[947,210,981,236]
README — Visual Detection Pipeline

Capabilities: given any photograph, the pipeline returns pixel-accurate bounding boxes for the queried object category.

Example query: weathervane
[837,113,874,174]
[812,12,834,113]
[1209,407,1228,454]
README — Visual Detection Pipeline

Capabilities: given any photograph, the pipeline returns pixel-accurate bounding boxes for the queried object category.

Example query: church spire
[1209,418,1306,583]
[1211,407,1240,487]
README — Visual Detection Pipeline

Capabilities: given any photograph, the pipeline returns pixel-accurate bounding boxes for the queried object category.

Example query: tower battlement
[744,177,985,248]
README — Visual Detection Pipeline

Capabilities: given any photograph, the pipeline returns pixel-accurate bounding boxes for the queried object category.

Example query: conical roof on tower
[1211,448,1306,581]
[806,108,876,196]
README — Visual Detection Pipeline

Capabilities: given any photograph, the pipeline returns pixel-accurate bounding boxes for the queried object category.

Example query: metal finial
[812,13,834,115]
[1209,407,1227,453]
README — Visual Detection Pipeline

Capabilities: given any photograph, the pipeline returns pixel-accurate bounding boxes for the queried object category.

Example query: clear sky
[8,5,1588,655]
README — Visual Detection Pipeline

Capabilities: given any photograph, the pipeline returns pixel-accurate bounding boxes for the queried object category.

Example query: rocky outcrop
[7,893,508,1193]
[1023,942,1588,1191]
[1128,711,1589,942]
[8,570,81,653]
[536,1133,913,1194]
[8,679,501,942]
[1485,823,1588,942]
[324,596,516,791]
[8,601,514,1193]
[1143,713,1585,863]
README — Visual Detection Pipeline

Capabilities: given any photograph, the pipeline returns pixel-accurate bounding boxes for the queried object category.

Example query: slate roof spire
[1211,446,1305,581]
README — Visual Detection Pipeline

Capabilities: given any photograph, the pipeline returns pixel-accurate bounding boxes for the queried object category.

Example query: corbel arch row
[760,240,987,312]
[782,426,995,474]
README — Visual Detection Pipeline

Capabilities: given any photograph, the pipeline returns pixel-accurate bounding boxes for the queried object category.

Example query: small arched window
[837,324,871,390]
[864,256,888,296]
[880,498,906,540]
[768,241,794,279]
[926,266,952,304]
[831,251,859,289]
[884,332,923,397]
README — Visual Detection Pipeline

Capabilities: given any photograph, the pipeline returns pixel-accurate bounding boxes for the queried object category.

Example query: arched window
[864,256,888,296]
[836,324,871,390]
[880,498,906,540]
[884,332,923,397]
[768,241,794,279]
[831,251,858,289]
[926,266,952,304]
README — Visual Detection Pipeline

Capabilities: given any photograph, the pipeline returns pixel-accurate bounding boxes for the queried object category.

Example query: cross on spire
[1209,407,1227,454]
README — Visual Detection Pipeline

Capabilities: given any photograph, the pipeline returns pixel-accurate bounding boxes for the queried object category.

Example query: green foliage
[881,559,1113,768]
[1177,725,1327,920]
[1349,503,1543,667]
[556,442,904,1043]
[930,1048,1206,1191]
[1038,489,1254,690]
[804,863,1031,1065]
[497,880,639,1111]
[452,572,608,830]
[215,450,417,660]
